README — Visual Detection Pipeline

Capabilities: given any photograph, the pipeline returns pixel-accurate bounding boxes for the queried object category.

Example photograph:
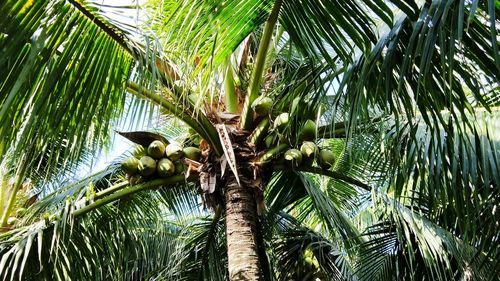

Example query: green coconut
[299,119,316,141]
[138,156,156,176]
[318,149,335,169]
[273,112,290,130]
[132,145,147,159]
[252,96,273,116]
[122,157,140,176]
[183,147,201,161]
[175,162,186,174]
[148,140,166,159]
[300,141,318,165]
[284,148,303,167]
[157,158,175,178]
[166,143,184,161]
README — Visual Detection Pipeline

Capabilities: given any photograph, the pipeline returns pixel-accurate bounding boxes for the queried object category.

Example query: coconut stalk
[73,180,130,208]
[249,118,270,145]
[94,181,129,199]
[73,175,195,217]
[259,143,289,163]
[127,82,223,156]
[240,0,283,130]
[224,57,238,113]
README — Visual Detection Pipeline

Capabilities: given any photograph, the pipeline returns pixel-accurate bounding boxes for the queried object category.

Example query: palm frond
[354,191,496,281]
[264,171,363,256]
[162,208,228,281]
[0,187,187,280]
[147,0,273,81]
[264,171,308,215]
[384,111,500,272]
[337,0,499,134]
[0,0,133,179]
[297,172,362,245]
[280,0,394,65]
[273,221,347,281]
[0,157,207,280]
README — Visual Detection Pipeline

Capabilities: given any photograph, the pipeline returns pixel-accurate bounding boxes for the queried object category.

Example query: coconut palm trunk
[225,174,261,280]
[223,2,282,277]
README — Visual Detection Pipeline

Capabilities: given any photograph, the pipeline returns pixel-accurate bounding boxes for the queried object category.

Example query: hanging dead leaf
[209,173,216,194]
[200,172,209,193]
[216,124,240,186]
[220,155,228,177]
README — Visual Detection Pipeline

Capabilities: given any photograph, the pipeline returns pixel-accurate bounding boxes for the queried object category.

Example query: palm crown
[0,0,499,280]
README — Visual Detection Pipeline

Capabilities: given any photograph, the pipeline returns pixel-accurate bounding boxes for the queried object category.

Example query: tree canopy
[0,0,499,280]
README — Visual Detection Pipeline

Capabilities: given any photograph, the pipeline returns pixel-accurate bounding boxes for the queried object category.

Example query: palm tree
[1,0,499,280]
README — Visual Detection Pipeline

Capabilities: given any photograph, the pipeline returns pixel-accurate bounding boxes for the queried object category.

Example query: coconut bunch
[281,119,336,169]
[251,97,336,169]
[283,142,335,169]
[121,140,201,179]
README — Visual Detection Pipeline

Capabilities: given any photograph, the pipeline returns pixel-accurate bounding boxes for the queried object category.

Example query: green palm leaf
[0,0,133,177]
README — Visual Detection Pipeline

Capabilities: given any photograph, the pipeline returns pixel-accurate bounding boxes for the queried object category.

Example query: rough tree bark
[225,174,261,280]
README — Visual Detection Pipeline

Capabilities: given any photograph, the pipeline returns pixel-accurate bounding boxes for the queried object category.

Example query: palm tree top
[0,0,499,280]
